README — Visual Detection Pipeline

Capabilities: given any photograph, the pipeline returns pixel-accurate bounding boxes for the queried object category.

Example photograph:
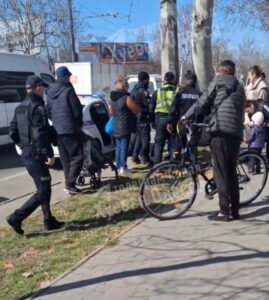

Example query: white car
[16,95,114,157]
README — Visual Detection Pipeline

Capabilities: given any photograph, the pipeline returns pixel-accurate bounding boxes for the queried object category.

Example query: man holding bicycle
[182,60,245,222]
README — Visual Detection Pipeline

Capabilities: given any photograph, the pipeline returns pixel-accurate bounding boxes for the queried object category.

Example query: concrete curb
[28,216,146,299]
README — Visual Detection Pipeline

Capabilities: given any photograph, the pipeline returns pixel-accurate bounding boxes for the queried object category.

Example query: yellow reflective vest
[155,84,180,114]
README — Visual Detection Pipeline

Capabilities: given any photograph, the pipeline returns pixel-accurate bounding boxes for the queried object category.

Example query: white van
[0,52,54,146]
[127,74,162,96]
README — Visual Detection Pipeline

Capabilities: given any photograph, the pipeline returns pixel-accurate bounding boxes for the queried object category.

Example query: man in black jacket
[7,75,63,235]
[132,71,152,164]
[182,60,245,222]
[168,72,201,163]
[46,66,83,195]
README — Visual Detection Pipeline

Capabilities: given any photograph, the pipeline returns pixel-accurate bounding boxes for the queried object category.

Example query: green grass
[0,170,145,300]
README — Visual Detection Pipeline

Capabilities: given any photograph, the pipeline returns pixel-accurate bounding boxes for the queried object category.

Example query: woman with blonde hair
[110,75,140,175]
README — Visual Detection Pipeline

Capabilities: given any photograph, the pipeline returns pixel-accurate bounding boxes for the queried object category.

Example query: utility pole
[68,0,77,62]
[160,0,179,81]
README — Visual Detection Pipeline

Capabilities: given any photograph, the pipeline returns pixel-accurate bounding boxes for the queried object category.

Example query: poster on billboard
[79,42,149,64]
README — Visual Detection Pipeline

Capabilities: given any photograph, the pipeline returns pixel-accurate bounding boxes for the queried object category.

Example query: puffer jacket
[246,125,266,149]
[46,78,83,135]
[110,91,136,138]
[246,77,268,101]
[185,74,246,139]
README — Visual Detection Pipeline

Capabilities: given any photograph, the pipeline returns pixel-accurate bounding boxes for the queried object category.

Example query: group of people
[111,60,269,222]
[6,59,269,235]
[7,66,84,235]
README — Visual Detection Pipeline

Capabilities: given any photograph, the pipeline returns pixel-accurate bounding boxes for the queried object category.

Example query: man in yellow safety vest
[150,72,180,164]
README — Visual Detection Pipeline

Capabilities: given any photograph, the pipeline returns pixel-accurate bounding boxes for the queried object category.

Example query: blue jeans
[115,135,130,168]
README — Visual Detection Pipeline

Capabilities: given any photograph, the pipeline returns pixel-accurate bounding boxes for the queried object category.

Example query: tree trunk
[160,0,179,81]
[192,0,214,92]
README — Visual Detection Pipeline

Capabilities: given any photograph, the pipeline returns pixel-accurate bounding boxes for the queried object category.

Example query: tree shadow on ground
[21,248,269,299]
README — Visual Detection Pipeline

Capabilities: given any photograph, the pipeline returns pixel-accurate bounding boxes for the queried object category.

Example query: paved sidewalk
[29,181,269,300]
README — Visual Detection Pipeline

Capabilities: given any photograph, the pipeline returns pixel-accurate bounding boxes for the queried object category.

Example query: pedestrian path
[29,182,269,300]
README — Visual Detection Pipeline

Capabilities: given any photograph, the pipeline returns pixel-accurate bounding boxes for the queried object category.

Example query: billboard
[79,42,149,64]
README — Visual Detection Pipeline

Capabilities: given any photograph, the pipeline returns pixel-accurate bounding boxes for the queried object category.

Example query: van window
[41,73,55,86]
[0,89,20,103]
[0,71,34,102]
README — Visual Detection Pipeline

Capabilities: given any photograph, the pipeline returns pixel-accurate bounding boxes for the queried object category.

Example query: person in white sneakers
[110,75,140,175]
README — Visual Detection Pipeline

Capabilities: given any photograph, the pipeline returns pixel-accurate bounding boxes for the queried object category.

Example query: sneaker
[68,187,81,195]
[132,158,141,165]
[208,212,230,222]
[231,213,240,220]
[6,215,24,235]
[119,167,132,175]
[44,217,65,231]
[63,188,69,193]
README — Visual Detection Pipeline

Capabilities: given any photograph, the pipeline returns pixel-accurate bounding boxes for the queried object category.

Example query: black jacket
[131,82,151,123]
[9,92,53,159]
[110,91,135,138]
[185,75,245,139]
[46,78,83,135]
[169,85,202,123]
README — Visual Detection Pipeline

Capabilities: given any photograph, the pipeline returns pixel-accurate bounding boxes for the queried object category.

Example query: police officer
[167,72,202,163]
[132,71,152,165]
[7,75,63,235]
[150,72,180,164]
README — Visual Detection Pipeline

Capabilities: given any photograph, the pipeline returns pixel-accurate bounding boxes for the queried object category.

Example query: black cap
[164,72,175,83]
[26,75,44,89]
[185,72,197,83]
[56,66,72,78]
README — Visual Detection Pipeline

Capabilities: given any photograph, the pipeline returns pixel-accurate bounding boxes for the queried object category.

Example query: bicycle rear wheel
[237,151,268,206]
[140,161,197,220]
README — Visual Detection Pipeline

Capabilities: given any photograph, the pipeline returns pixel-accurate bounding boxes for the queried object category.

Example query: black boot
[6,214,24,235]
[44,217,65,231]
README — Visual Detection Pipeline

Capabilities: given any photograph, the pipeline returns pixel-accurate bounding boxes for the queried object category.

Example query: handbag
[105,116,113,135]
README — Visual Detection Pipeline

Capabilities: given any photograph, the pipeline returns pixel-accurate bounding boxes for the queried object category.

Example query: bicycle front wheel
[237,151,268,207]
[140,161,197,220]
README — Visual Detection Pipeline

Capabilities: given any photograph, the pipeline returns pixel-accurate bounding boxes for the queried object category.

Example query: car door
[0,100,8,145]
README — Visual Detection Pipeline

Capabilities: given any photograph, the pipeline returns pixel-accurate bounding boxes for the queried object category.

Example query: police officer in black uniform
[167,72,201,163]
[7,75,63,235]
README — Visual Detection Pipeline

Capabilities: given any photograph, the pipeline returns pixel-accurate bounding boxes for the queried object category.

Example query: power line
[74,0,122,29]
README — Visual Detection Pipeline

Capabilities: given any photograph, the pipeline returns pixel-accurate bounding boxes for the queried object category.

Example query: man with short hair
[168,72,202,163]
[182,60,245,221]
[7,75,63,235]
[46,66,83,195]
[150,72,180,164]
[131,71,152,165]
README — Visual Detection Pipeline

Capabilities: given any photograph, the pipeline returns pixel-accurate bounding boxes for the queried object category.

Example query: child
[246,111,266,174]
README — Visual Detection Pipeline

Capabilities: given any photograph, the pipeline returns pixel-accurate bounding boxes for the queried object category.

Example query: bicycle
[140,123,268,220]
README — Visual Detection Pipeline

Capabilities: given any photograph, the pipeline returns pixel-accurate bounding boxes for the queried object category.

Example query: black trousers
[58,134,84,189]
[179,133,198,164]
[154,115,173,164]
[132,123,151,162]
[210,135,241,216]
[248,147,262,173]
[12,146,53,224]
